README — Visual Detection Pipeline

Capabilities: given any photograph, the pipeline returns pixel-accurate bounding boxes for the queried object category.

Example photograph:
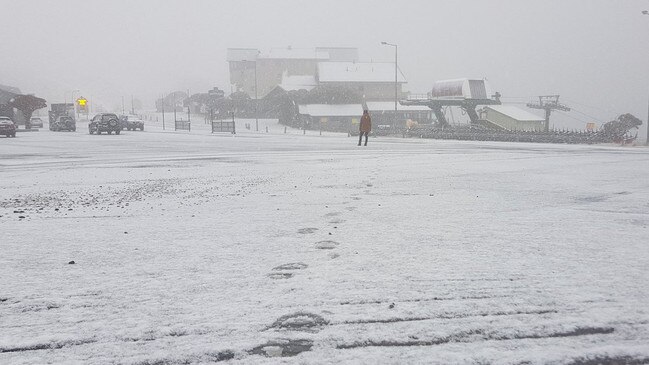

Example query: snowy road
[1,122,649,364]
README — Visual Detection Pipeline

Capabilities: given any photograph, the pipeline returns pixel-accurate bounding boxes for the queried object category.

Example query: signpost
[76,97,88,119]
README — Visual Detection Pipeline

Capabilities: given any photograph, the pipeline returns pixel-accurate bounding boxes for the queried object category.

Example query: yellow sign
[77,97,87,106]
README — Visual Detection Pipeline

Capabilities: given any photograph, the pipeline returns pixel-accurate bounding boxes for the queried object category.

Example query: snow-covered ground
[1,119,649,364]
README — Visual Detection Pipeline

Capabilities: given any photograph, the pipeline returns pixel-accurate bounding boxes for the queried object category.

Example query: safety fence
[211,120,235,134]
[174,120,191,131]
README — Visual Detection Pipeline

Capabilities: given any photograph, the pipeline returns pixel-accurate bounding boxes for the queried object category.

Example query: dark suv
[89,113,122,135]
[50,116,76,131]
[121,115,144,131]
[0,116,17,137]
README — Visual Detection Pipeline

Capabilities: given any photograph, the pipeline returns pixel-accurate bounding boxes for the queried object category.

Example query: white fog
[1,1,649,364]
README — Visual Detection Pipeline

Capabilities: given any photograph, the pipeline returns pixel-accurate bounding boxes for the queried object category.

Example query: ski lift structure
[401,78,501,127]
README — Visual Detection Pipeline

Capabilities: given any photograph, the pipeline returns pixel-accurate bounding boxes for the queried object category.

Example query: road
[1,121,649,364]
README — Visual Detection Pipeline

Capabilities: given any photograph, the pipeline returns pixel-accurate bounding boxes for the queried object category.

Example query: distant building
[227,47,412,130]
[317,62,406,101]
[479,105,545,131]
[228,47,349,98]
[298,104,364,132]
[227,47,403,100]
[365,101,434,126]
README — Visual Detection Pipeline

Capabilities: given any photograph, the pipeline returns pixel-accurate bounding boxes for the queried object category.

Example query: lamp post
[381,42,398,127]
[644,10,649,145]
[64,89,80,119]
[254,59,258,132]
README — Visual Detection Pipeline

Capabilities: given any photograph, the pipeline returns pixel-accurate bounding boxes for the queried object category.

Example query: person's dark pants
[358,132,368,146]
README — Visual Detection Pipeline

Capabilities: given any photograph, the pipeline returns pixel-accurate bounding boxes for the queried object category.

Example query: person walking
[358,109,371,146]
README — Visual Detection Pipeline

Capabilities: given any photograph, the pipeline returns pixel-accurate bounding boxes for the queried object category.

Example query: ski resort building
[227,47,406,102]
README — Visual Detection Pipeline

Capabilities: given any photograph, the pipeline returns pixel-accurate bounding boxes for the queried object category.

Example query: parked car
[50,116,76,131]
[0,116,17,137]
[89,113,121,135]
[121,115,144,131]
[29,117,44,128]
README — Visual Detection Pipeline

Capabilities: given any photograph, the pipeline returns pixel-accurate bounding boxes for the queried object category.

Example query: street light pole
[381,42,398,127]
[642,10,649,146]
[67,89,79,119]
[255,59,258,132]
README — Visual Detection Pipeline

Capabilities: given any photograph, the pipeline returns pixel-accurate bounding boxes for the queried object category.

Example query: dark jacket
[360,112,371,133]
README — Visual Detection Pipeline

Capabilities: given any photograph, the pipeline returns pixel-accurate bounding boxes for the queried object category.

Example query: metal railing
[211,120,235,134]
[174,120,191,131]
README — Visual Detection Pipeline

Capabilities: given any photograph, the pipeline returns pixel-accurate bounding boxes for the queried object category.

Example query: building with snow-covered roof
[479,105,545,131]
[365,101,434,126]
[278,72,317,92]
[298,104,364,132]
[228,47,359,99]
[316,62,407,101]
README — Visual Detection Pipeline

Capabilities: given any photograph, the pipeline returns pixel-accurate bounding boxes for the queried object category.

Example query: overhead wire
[555,110,591,124]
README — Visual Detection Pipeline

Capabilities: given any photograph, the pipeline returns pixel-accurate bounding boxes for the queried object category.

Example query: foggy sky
[2,0,648,133]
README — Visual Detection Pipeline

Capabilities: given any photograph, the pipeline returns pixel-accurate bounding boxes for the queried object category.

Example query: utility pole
[131,95,134,115]
[187,89,191,126]
[644,11,649,144]
[161,94,165,130]
[527,95,571,132]
[255,60,259,132]
[381,42,398,128]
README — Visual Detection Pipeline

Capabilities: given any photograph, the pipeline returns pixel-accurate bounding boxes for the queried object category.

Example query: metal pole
[121,96,125,115]
[131,95,134,114]
[255,60,259,132]
[394,44,398,125]
[381,41,398,128]
[162,94,165,130]
[71,90,78,120]
[642,11,648,144]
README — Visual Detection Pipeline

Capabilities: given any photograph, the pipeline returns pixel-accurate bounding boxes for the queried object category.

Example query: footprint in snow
[267,272,294,280]
[273,262,308,271]
[315,240,339,250]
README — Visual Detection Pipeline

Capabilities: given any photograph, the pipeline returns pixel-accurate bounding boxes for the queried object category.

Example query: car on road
[89,113,121,135]
[0,116,17,137]
[50,116,76,131]
[29,117,44,128]
[121,115,144,131]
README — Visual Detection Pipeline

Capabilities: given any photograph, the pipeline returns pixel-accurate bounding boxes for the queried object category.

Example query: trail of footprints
[257,179,377,357]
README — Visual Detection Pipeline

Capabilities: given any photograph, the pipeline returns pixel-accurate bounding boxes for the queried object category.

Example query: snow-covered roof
[486,105,544,122]
[227,48,259,62]
[366,101,430,112]
[259,48,329,60]
[298,104,364,117]
[279,73,317,91]
[318,62,406,83]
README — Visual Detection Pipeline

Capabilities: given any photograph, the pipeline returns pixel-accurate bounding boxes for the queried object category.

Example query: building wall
[321,82,405,101]
[230,58,319,98]
[484,109,544,131]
